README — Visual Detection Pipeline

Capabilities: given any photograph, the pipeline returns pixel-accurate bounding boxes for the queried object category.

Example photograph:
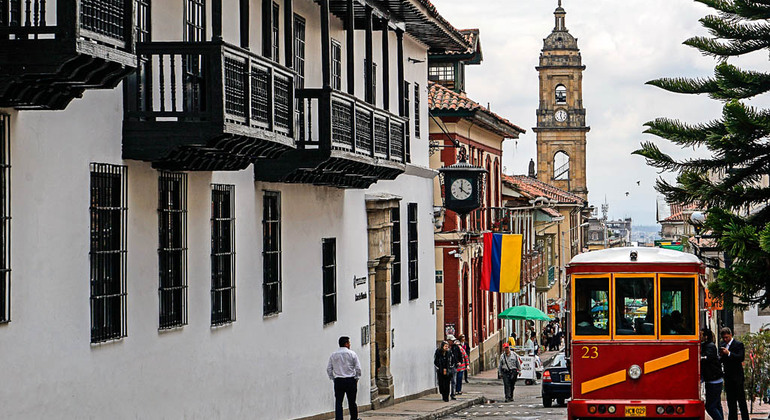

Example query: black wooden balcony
[253,88,407,189]
[0,0,136,109]
[123,40,296,171]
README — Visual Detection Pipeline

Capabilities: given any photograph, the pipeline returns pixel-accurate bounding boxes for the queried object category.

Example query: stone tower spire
[534,0,590,200]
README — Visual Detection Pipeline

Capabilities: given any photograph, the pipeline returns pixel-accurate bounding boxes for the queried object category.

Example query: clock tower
[535,0,589,200]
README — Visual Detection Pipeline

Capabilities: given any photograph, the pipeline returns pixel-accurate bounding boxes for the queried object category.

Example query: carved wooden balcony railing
[123,40,296,171]
[253,87,407,189]
[0,0,136,109]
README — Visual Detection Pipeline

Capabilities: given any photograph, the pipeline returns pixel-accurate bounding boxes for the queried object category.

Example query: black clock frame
[438,150,487,216]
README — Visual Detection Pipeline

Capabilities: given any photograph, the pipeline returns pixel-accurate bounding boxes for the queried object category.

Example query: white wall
[1,0,438,418]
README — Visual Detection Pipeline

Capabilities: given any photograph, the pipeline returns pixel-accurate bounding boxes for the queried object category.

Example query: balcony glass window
[272,2,280,63]
[331,40,342,91]
[184,0,205,42]
[211,184,236,325]
[263,191,282,315]
[90,163,128,343]
[615,277,655,336]
[573,277,609,336]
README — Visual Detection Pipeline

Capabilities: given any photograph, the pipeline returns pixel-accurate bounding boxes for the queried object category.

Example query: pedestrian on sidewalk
[459,334,470,383]
[499,343,521,402]
[719,327,749,420]
[700,328,724,420]
[327,336,362,420]
[434,341,455,402]
[455,339,469,395]
[447,335,460,400]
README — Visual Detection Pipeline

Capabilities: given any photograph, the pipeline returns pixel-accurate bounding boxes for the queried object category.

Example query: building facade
[534,1,589,201]
[0,1,470,418]
[428,30,526,372]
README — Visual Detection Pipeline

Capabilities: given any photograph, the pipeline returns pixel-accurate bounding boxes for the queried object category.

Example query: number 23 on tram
[565,247,705,419]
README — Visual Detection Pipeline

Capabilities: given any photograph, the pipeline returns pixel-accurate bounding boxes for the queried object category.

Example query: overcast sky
[431,0,770,225]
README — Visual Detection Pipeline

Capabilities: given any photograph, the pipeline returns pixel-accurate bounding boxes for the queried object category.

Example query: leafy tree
[741,329,770,413]
[633,0,770,309]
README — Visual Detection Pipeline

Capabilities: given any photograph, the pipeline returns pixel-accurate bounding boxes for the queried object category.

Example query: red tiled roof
[502,174,585,205]
[428,82,525,136]
[540,207,562,218]
[663,203,699,222]
[443,28,479,55]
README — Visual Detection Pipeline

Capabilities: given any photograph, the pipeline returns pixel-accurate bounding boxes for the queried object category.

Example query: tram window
[660,277,695,336]
[615,277,655,336]
[573,277,609,336]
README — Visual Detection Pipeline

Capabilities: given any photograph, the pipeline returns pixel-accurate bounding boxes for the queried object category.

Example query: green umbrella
[498,305,551,321]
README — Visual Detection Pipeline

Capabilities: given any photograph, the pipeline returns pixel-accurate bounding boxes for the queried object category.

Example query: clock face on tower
[450,178,473,201]
[555,109,568,122]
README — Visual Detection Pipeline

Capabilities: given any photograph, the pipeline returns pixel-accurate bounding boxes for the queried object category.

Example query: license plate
[625,406,646,417]
[564,374,571,382]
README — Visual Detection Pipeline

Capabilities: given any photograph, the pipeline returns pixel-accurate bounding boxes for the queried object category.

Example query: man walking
[719,327,749,420]
[499,343,521,402]
[447,335,460,400]
[327,336,362,420]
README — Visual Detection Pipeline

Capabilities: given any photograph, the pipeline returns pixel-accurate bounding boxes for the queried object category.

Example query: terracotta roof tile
[428,82,525,135]
[414,0,473,52]
[501,174,585,205]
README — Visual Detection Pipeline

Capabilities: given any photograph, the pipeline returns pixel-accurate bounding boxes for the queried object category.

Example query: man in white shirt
[327,336,362,420]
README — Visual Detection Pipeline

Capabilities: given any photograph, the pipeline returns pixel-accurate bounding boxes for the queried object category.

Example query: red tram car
[566,247,705,419]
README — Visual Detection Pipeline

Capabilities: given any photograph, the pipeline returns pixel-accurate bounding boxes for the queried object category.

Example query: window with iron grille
[90,163,128,343]
[322,238,337,325]
[263,191,282,316]
[158,172,187,329]
[0,115,10,324]
[137,0,151,42]
[211,184,236,326]
[184,0,205,42]
[428,63,455,90]
[331,39,342,91]
[414,83,420,138]
[407,203,418,300]
[391,206,401,305]
[272,2,280,63]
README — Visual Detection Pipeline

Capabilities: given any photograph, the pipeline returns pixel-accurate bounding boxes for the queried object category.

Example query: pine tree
[633,0,770,308]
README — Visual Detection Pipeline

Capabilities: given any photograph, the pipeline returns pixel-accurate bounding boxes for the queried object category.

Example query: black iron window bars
[211,184,235,326]
[322,238,336,325]
[391,206,401,305]
[262,191,281,316]
[158,171,188,330]
[0,115,10,323]
[90,163,128,343]
[408,202,418,300]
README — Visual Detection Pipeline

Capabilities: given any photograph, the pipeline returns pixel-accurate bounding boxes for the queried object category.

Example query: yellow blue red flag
[481,233,522,293]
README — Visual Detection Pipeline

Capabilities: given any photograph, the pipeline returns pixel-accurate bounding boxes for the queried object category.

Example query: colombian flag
[481,233,522,293]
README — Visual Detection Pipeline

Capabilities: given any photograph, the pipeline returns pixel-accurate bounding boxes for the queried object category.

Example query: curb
[411,396,486,420]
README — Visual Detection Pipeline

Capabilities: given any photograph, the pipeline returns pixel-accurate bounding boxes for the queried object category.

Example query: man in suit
[719,327,749,420]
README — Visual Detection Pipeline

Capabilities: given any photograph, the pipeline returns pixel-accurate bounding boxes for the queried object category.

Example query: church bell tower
[535,0,589,199]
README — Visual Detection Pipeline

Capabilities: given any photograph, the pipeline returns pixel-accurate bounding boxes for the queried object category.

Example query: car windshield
[548,353,567,368]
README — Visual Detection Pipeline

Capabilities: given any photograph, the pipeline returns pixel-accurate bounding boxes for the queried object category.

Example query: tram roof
[568,247,703,273]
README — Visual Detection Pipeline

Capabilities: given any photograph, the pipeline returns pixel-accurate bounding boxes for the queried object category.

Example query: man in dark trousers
[327,336,362,420]
[719,327,749,420]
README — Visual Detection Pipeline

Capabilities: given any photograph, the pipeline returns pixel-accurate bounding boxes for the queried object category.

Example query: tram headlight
[628,364,642,379]
[656,406,665,415]
[607,405,617,414]
[588,405,597,414]
[676,405,685,414]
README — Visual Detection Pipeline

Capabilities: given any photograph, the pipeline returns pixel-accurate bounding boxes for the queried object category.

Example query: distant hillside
[632,225,660,233]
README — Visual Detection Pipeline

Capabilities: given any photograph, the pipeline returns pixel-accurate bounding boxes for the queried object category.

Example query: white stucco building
[0,0,471,418]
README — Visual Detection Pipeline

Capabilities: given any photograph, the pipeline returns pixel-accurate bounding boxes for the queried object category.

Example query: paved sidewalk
[359,350,561,420]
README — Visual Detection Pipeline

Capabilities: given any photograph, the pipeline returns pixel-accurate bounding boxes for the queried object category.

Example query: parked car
[542,352,571,407]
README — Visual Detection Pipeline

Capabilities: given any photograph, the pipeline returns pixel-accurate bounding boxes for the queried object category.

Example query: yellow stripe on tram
[644,349,689,375]
[581,369,627,395]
